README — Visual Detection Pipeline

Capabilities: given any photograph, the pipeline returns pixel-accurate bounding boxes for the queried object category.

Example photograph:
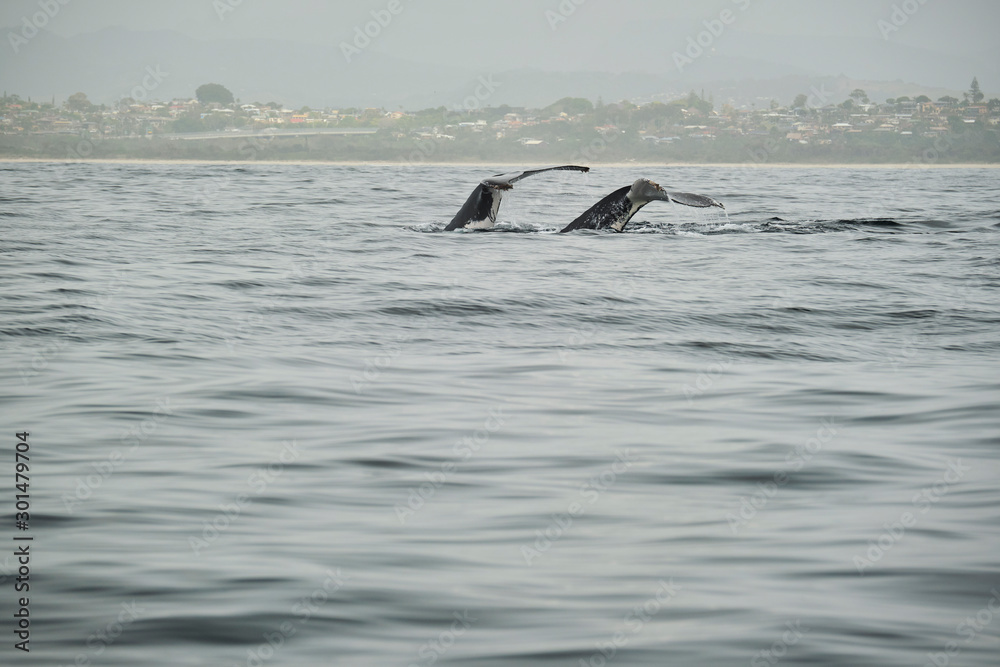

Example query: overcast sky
[3,0,997,72]
[2,0,997,107]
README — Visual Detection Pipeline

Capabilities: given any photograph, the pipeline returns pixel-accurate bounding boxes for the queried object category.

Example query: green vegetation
[967,77,985,105]
[543,97,594,116]
[195,83,235,107]
[66,92,94,113]
[2,83,998,164]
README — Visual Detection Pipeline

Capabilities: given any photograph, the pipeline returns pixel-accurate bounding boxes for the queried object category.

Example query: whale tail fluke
[446,165,589,231]
[560,179,724,233]
[664,191,725,209]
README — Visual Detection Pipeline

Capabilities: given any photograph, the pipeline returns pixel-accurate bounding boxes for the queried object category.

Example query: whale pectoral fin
[666,191,725,209]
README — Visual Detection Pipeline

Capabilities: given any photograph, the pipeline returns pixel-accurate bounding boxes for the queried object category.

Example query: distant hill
[0,27,977,110]
[0,26,474,109]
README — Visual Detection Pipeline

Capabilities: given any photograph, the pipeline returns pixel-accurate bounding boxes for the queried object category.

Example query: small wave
[887,309,939,319]
[847,218,904,226]
[407,221,557,234]
[408,217,914,236]
[377,301,506,317]
[214,280,267,290]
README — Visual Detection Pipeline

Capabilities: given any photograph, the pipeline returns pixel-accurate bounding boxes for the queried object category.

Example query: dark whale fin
[445,183,498,232]
[446,165,589,231]
[559,186,634,233]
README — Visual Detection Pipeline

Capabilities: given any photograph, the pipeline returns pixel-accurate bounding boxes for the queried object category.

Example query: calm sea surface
[1,161,999,666]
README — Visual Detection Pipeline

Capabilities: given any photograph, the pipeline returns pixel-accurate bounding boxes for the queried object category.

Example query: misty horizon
[1,0,997,110]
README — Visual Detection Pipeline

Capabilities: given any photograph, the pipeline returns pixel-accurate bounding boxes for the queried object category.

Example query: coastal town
[2,78,998,163]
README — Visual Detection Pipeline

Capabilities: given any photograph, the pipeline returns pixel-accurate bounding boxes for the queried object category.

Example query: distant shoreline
[3,158,998,169]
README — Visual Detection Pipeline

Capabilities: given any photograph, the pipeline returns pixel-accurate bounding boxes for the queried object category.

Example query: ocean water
[1,161,999,667]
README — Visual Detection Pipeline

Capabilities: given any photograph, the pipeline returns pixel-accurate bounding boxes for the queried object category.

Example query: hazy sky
[3,0,997,74]
[2,0,997,107]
